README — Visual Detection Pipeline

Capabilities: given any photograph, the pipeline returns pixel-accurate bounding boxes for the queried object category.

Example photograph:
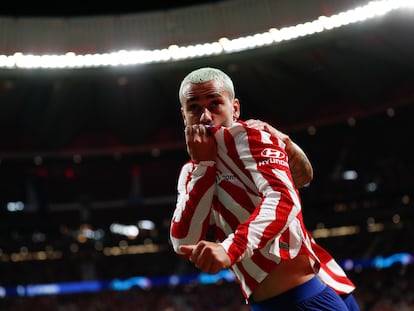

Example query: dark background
[0,1,413,310]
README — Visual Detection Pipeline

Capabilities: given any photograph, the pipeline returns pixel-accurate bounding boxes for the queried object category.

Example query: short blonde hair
[179,67,235,105]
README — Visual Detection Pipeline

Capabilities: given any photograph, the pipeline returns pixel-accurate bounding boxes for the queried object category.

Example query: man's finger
[179,245,195,254]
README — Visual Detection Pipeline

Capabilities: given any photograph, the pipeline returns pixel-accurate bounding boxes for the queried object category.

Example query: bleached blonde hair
[179,67,235,105]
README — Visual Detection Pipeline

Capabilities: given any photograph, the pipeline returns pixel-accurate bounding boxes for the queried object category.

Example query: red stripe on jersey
[219,179,256,213]
[251,250,277,273]
[311,240,356,292]
[234,261,260,297]
[227,234,248,264]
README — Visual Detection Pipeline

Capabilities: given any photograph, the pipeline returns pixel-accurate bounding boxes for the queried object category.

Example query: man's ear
[233,99,240,120]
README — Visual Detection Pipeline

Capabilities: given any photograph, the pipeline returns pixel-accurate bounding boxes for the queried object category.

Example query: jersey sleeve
[220,123,303,264]
[169,160,216,256]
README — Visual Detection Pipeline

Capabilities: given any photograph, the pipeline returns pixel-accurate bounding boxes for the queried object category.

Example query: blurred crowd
[1,263,413,311]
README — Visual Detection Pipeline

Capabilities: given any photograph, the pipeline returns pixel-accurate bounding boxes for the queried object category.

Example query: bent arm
[283,137,313,188]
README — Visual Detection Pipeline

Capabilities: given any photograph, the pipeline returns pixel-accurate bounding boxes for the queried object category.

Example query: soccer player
[170,67,359,310]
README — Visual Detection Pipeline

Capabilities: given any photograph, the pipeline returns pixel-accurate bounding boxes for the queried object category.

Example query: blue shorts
[249,276,349,311]
[341,293,360,311]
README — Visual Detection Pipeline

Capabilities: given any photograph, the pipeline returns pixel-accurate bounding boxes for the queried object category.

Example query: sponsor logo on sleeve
[258,148,289,167]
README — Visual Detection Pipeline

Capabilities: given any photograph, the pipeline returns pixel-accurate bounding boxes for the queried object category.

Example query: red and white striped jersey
[170,120,355,299]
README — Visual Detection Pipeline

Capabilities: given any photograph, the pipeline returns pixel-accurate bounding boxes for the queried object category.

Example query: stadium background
[0,0,413,310]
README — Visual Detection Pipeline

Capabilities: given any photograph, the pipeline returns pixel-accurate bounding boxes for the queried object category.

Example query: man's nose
[200,107,212,123]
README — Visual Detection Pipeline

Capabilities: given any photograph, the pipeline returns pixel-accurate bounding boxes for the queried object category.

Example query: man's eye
[208,101,220,110]
[188,104,200,111]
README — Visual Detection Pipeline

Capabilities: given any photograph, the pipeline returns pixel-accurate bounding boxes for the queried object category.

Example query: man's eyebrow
[186,96,198,103]
[186,92,222,103]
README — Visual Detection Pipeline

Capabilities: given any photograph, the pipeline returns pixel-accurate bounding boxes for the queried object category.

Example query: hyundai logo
[261,148,285,159]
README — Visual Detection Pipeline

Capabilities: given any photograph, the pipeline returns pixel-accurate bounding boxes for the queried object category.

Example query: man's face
[181,79,239,127]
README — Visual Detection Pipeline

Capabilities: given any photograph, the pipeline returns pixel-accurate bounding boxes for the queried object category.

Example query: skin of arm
[245,119,313,188]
